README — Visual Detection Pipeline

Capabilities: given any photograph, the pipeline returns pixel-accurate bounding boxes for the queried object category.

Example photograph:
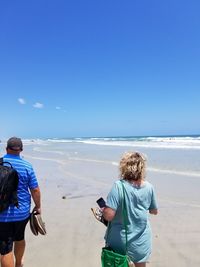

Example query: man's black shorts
[0,217,29,255]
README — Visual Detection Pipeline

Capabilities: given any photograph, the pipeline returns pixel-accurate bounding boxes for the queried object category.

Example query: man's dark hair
[6,137,23,151]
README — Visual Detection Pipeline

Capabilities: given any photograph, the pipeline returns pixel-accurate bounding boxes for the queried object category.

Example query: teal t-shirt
[105,179,157,263]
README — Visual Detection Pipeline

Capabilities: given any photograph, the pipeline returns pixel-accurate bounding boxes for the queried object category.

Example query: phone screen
[96,197,106,208]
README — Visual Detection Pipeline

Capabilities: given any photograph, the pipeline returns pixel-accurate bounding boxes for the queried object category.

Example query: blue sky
[0,0,200,139]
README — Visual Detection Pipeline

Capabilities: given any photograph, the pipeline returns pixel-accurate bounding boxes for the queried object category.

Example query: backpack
[0,157,19,212]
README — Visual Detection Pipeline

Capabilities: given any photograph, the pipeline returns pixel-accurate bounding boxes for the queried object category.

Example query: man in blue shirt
[0,137,41,267]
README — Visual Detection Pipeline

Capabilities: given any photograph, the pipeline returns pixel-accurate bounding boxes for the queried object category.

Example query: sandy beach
[1,139,200,267]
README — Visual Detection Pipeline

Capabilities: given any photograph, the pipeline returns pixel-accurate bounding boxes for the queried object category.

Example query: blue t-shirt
[105,179,158,263]
[0,154,39,222]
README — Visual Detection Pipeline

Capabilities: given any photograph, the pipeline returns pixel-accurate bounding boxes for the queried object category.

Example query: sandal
[91,207,108,226]
[30,210,47,235]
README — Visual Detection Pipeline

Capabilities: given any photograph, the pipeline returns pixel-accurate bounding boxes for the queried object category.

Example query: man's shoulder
[18,158,34,170]
[3,155,33,170]
[20,157,32,165]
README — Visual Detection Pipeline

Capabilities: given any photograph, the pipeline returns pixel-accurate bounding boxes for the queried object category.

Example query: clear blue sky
[0,0,200,139]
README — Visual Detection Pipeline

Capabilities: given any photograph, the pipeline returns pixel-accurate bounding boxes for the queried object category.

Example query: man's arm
[30,187,41,214]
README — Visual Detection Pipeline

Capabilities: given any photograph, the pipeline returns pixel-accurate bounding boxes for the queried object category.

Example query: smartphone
[96,197,106,208]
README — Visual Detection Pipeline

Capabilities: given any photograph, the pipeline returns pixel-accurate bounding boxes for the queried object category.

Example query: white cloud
[33,102,44,109]
[56,106,61,110]
[18,98,26,104]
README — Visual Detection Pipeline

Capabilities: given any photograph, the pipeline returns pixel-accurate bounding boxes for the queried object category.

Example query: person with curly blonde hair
[103,152,158,267]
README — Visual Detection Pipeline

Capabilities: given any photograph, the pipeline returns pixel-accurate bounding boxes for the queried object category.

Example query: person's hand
[33,206,41,214]
[149,209,158,215]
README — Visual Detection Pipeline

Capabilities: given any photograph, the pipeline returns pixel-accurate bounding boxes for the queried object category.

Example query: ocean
[1,134,200,178]
[45,134,200,149]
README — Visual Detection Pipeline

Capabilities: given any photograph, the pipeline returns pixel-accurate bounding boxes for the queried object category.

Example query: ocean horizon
[17,134,200,150]
[1,135,200,178]
[1,134,200,150]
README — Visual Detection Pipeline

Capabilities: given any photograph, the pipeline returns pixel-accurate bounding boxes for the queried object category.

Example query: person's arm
[149,208,158,215]
[103,207,116,222]
[30,186,41,214]
[102,181,121,222]
[149,184,158,215]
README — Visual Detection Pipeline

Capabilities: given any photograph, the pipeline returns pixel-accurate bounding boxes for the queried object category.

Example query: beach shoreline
[1,139,200,267]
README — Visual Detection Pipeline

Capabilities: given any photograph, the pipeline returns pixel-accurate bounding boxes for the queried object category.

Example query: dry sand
[20,143,200,267]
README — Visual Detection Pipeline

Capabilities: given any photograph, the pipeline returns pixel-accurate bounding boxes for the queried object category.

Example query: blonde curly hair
[119,151,146,181]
